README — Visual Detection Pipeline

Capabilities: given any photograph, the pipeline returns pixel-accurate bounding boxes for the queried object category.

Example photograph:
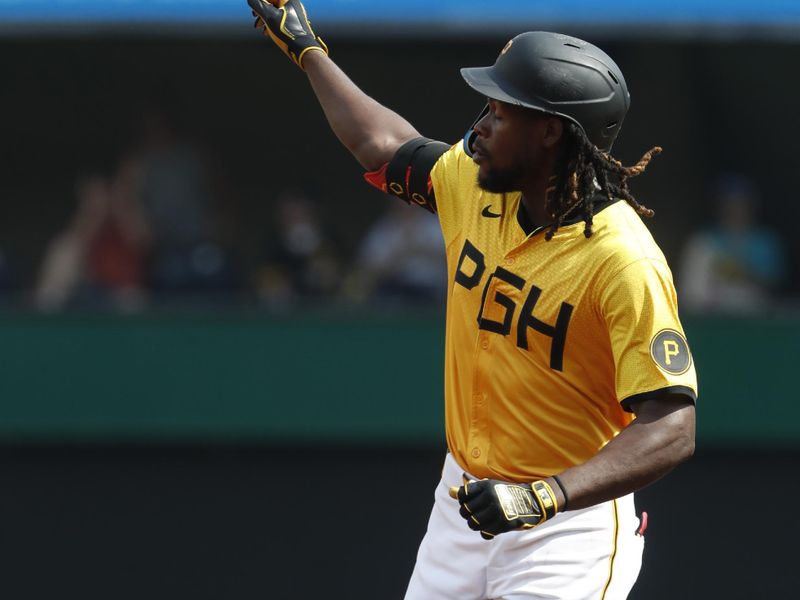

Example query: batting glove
[449,478,558,540]
[248,0,329,70]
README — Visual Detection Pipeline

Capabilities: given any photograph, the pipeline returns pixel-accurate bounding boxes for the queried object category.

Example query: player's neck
[519,174,558,229]
[517,148,563,229]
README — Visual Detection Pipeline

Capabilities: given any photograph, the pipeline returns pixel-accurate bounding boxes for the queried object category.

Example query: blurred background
[1,1,798,598]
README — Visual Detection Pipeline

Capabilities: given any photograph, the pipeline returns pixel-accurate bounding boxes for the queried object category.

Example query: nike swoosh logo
[481,205,502,218]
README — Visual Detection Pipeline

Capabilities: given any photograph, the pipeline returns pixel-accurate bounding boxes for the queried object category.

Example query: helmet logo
[501,39,513,55]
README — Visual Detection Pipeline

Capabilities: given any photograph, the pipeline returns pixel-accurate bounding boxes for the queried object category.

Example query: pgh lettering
[454,240,485,289]
[454,239,574,371]
[477,267,525,335]
[516,285,573,371]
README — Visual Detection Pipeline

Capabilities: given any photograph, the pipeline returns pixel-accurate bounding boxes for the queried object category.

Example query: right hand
[248,0,329,70]
[449,478,558,540]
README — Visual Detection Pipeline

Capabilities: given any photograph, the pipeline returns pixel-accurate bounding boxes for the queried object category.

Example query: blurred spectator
[139,109,212,249]
[343,201,446,307]
[253,190,341,308]
[138,109,239,296]
[679,174,786,314]
[34,161,151,312]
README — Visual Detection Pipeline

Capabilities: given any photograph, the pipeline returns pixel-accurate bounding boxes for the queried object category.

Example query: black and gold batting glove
[449,479,558,540]
[248,0,329,70]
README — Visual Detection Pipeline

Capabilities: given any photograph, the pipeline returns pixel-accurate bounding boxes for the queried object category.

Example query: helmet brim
[461,65,590,145]
[460,66,534,109]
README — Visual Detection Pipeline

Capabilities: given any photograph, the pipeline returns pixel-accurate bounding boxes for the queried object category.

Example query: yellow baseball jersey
[428,143,697,482]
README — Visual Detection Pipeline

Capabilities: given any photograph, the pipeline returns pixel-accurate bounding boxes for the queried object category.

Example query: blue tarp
[1,0,799,27]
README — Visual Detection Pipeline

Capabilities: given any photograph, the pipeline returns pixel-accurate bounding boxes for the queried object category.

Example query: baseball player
[247,2,697,598]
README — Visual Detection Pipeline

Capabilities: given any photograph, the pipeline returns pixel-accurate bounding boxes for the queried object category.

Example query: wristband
[531,480,558,520]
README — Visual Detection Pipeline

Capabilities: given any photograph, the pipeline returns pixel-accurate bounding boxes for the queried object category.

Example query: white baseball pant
[405,453,644,600]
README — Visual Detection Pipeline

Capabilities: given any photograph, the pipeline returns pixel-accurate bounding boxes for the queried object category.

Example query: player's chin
[477,170,493,192]
[477,167,521,194]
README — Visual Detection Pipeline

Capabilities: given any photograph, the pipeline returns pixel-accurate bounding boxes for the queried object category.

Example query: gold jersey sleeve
[429,142,473,245]
[426,143,697,482]
[599,256,697,407]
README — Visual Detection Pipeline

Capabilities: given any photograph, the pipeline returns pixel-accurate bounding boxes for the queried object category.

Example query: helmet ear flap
[463,104,489,157]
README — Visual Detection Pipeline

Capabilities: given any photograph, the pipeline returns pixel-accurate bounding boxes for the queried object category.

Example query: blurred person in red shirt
[34,158,151,312]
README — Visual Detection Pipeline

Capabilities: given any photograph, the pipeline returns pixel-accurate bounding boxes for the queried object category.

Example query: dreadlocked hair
[544,122,661,241]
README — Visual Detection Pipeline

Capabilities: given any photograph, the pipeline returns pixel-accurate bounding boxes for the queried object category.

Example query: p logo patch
[650,329,692,375]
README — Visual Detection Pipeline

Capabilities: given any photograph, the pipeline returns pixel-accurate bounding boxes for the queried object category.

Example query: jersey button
[504,257,515,265]
[480,339,490,350]
[471,447,481,459]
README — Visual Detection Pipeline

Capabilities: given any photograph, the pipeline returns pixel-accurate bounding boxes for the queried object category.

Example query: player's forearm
[303,52,420,171]
[548,397,695,512]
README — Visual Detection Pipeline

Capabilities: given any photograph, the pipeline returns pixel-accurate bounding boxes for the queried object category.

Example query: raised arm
[303,53,421,171]
[248,0,421,171]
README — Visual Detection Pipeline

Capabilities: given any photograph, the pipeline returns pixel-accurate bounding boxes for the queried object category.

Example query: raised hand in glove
[248,0,328,69]
[449,478,559,540]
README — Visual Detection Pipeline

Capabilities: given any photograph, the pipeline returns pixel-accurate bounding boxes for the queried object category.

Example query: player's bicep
[628,393,696,456]
[629,392,696,423]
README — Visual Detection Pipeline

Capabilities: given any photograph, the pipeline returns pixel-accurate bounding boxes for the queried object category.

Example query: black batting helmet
[461,31,630,153]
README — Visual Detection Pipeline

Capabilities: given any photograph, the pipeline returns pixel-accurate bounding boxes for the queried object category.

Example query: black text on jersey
[454,239,573,371]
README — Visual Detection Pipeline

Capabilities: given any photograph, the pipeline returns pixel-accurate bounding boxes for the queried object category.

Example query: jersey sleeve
[429,142,474,246]
[598,257,698,410]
